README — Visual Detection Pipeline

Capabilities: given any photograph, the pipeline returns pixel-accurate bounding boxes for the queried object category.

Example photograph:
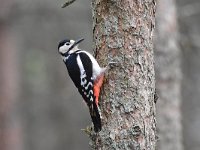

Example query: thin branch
[61,0,76,8]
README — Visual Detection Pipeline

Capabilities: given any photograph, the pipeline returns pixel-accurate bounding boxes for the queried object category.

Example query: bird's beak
[68,38,84,52]
[73,38,84,47]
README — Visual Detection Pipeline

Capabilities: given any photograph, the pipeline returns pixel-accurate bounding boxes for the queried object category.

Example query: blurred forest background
[0,0,200,150]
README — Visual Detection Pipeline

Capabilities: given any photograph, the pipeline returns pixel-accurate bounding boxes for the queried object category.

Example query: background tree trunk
[177,0,200,149]
[154,0,183,149]
[91,0,156,149]
[0,1,22,149]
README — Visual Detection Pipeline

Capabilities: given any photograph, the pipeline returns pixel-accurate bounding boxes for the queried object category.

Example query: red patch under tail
[93,74,104,106]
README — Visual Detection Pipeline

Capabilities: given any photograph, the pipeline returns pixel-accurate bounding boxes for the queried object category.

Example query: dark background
[0,0,200,149]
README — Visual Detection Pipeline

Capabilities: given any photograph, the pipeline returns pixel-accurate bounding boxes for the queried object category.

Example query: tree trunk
[177,0,200,149]
[154,0,183,149]
[91,0,156,149]
[0,21,22,150]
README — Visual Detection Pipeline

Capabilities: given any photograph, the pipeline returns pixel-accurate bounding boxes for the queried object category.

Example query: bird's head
[58,38,84,56]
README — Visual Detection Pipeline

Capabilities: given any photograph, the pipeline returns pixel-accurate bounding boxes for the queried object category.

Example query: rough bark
[154,0,183,149]
[91,0,156,149]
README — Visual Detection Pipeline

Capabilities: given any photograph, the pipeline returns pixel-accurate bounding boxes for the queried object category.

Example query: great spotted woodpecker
[58,38,106,132]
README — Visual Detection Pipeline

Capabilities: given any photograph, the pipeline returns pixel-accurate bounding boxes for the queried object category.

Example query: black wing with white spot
[64,52,101,132]
[77,52,102,132]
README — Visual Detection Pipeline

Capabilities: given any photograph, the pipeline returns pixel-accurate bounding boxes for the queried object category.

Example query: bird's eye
[65,42,70,46]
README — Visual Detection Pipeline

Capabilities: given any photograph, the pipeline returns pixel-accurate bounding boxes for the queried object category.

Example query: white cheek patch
[59,45,69,54]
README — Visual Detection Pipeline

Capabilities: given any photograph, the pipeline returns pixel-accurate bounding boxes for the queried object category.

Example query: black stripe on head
[58,39,70,50]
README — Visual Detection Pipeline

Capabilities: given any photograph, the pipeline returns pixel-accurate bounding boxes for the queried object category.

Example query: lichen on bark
[91,0,156,149]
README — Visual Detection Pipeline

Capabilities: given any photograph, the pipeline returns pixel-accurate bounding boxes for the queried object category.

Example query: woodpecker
[58,38,106,132]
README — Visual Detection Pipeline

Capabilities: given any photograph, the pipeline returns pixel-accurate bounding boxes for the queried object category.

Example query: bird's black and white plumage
[58,38,106,132]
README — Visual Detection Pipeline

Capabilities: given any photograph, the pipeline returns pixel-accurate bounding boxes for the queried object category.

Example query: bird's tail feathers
[89,102,101,133]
